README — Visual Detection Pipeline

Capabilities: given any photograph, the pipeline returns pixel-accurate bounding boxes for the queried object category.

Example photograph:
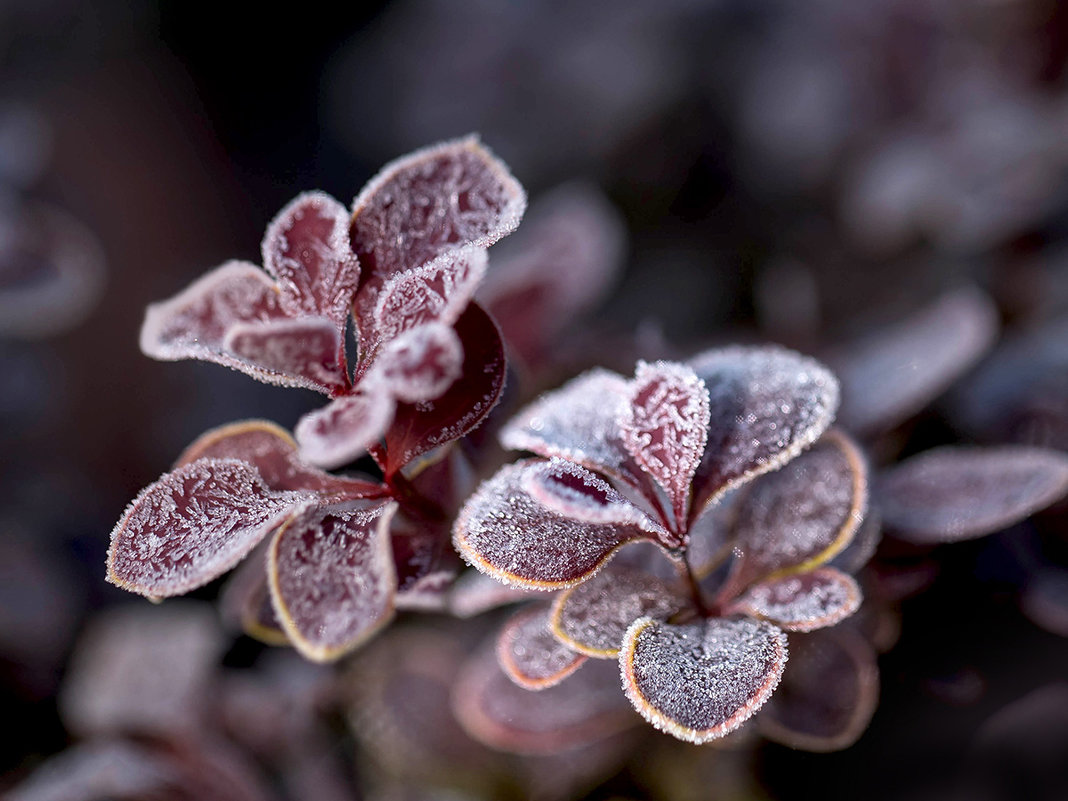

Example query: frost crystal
[688,345,839,517]
[269,503,397,662]
[877,445,1068,543]
[620,361,710,528]
[730,567,861,632]
[497,604,587,690]
[620,617,788,744]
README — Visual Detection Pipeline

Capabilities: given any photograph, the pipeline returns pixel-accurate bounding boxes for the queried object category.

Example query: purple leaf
[223,317,347,394]
[620,616,788,744]
[549,565,690,658]
[268,502,398,662]
[500,367,641,485]
[453,641,636,755]
[830,505,883,575]
[448,570,544,618]
[261,191,359,330]
[759,627,879,752]
[1021,568,1068,638]
[454,460,667,589]
[379,302,506,475]
[620,361,710,529]
[295,388,396,470]
[729,567,862,632]
[350,135,526,284]
[107,458,313,598]
[723,429,868,594]
[687,492,740,579]
[497,604,588,690]
[877,445,1068,543]
[176,419,385,501]
[218,545,289,646]
[827,286,998,434]
[371,322,464,403]
[366,244,488,351]
[688,345,839,519]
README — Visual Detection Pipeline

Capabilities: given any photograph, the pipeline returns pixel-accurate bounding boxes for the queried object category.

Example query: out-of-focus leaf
[688,345,839,519]
[295,388,396,470]
[454,460,667,589]
[687,491,739,579]
[620,616,787,744]
[497,604,587,690]
[380,303,506,476]
[758,626,879,752]
[1021,568,1068,638]
[107,459,314,598]
[550,565,689,658]
[827,286,998,435]
[877,445,1068,543]
[452,641,636,755]
[219,544,289,646]
[620,361,709,529]
[448,569,543,618]
[728,567,861,632]
[349,135,526,286]
[268,502,397,662]
[830,505,883,575]
[723,429,867,592]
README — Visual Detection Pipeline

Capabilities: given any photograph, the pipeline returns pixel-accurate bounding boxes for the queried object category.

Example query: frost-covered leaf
[295,388,396,470]
[550,565,689,658]
[350,135,525,283]
[877,445,1068,543]
[224,317,347,393]
[500,367,640,484]
[372,322,464,403]
[0,200,105,339]
[219,545,289,646]
[107,459,313,598]
[620,617,787,744]
[497,604,587,690]
[448,569,544,618]
[724,430,867,593]
[140,262,340,394]
[453,641,635,755]
[454,460,667,589]
[268,502,397,662]
[688,346,839,519]
[479,182,626,365]
[827,286,998,434]
[729,567,861,632]
[379,302,505,475]
[177,419,385,501]
[620,361,710,528]
[759,627,879,752]
[261,191,359,329]
[367,244,488,350]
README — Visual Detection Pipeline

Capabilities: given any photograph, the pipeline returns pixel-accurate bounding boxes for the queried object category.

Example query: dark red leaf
[497,604,587,690]
[294,388,396,470]
[371,322,464,403]
[223,317,347,394]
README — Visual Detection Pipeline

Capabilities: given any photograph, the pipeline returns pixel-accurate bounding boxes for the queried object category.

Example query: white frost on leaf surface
[497,604,587,690]
[688,345,839,519]
[453,460,664,589]
[295,389,396,469]
[500,367,637,482]
[620,361,710,528]
[620,616,787,744]
[268,502,398,662]
[350,135,526,281]
[107,458,313,598]
[550,565,689,658]
[369,244,488,348]
[371,321,464,403]
[224,316,346,393]
[828,286,998,435]
[730,567,861,632]
[261,191,360,330]
[877,445,1068,543]
[727,430,867,590]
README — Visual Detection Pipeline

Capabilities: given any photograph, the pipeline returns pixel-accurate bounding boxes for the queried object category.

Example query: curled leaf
[877,445,1068,543]
[295,388,396,470]
[223,317,346,394]
[550,565,689,658]
[620,616,788,744]
[497,604,588,690]
[728,567,861,632]
[268,503,398,662]
[107,459,312,598]
[454,460,666,589]
[688,345,839,518]
[371,322,464,403]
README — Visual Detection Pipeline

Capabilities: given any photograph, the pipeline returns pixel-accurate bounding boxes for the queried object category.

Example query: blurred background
[2,1,1068,798]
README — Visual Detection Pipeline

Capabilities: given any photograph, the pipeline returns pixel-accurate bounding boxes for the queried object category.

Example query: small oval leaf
[371,322,464,403]
[497,604,588,690]
[729,567,862,632]
[295,389,396,470]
